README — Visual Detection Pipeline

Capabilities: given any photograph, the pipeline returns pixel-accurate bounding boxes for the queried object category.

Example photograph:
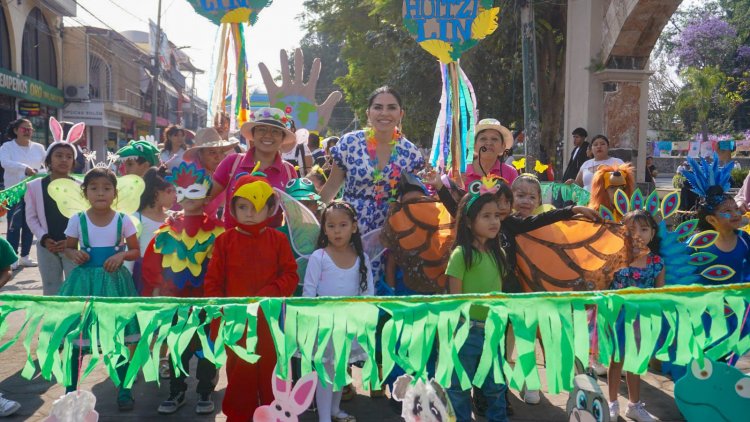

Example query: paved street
[0,219,746,421]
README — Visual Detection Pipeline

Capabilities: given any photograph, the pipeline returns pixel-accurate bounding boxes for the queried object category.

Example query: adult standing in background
[159,124,187,171]
[562,127,590,183]
[0,119,45,269]
[572,134,624,192]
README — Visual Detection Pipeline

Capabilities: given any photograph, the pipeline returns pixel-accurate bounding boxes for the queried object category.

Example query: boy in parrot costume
[141,162,223,415]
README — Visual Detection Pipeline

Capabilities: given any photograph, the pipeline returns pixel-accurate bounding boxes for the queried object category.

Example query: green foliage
[732,167,749,187]
[676,66,734,141]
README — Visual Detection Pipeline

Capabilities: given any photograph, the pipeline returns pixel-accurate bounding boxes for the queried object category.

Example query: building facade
[0,0,70,145]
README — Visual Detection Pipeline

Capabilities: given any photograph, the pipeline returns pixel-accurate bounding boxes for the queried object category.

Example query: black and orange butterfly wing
[516,220,632,292]
[381,198,455,293]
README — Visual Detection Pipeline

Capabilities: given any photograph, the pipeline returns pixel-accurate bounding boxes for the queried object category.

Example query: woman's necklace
[366,127,401,204]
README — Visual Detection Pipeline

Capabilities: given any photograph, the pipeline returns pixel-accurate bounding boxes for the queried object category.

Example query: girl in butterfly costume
[52,162,145,410]
[141,162,223,414]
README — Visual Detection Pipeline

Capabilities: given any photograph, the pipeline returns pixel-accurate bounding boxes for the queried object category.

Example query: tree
[676,66,732,143]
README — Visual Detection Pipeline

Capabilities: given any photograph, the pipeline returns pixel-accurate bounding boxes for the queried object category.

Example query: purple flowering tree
[672,17,739,68]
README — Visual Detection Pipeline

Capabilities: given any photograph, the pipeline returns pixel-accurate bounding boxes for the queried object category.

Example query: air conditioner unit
[64,85,90,101]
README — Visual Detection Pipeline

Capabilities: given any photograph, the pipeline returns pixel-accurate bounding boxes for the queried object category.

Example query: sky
[66,0,308,101]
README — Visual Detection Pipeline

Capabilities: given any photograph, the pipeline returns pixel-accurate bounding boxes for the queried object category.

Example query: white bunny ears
[47,116,85,159]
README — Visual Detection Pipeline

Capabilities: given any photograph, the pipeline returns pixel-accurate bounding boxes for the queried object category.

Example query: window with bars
[89,53,111,101]
[0,7,10,69]
[21,8,57,86]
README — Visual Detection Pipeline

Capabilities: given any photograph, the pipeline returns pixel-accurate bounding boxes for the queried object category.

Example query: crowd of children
[1,100,749,422]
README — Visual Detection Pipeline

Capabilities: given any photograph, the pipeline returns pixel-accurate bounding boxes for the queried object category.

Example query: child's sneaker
[157,391,185,414]
[608,401,620,420]
[522,388,541,404]
[625,401,657,422]
[195,393,214,414]
[117,388,135,411]
[0,394,20,417]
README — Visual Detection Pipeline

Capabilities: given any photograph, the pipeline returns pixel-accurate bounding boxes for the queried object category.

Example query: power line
[103,0,148,24]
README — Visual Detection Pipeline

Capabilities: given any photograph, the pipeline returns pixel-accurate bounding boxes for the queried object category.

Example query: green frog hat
[116,139,160,166]
[285,178,321,203]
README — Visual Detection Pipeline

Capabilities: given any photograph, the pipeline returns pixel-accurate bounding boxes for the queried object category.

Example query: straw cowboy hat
[183,127,239,162]
[240,107,297,153]
[475,118,514,151]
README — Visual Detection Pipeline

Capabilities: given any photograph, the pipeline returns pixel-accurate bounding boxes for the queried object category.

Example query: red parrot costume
[203,170,298,421]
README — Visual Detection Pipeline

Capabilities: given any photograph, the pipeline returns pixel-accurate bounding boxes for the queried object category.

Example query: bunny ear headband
[47,117,84,159]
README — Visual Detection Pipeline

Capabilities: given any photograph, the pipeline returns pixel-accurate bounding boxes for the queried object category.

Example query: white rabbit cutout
[253,368,318,422]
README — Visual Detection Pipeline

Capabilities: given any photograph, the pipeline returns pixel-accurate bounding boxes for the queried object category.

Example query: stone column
[594,69,652,182]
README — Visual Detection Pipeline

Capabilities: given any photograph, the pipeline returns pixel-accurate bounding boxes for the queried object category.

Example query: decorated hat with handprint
[240,107,296,153]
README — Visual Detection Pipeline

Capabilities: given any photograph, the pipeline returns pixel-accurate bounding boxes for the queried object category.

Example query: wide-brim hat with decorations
[240,107,296,154]
[183,127,239,163]
[474,118,514,151]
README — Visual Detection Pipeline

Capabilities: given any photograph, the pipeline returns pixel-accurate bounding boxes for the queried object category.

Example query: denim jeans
[6,199,32,257]
[447,325,508,422]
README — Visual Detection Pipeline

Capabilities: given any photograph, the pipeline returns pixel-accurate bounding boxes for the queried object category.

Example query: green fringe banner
[540,182,591,206]
[1,284,748,393]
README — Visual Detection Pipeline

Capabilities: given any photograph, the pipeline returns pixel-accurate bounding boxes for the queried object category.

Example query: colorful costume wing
[361,228,385,263]
[381,197,455,294]
[48,178,89,218]
[112,175,145,215]
[516,220,631,292]
[275,188,320,257]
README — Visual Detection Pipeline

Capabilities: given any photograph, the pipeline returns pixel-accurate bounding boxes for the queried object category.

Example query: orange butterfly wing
[516,220,632,292]
[381,198,455,293]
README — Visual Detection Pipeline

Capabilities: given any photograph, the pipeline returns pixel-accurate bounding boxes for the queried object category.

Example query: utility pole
[150,0,162,137]
[520,0,541,174]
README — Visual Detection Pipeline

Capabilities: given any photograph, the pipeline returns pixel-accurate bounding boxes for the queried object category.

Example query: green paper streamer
[0,285,749,395]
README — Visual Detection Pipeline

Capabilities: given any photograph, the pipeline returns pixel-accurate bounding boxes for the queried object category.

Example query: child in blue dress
[60,167,141,410]
[607,210,664,422]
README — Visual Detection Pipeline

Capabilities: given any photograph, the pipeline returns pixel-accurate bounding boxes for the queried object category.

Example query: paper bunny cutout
[253,369,318,422]
[44,390,99,422]
[49,116,85,146]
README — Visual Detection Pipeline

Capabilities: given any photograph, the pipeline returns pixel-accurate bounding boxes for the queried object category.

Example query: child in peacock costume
[680,154,750,365]
[141,162,223,414]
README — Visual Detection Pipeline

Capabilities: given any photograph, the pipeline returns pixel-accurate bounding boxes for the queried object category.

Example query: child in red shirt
[204,168,298,421]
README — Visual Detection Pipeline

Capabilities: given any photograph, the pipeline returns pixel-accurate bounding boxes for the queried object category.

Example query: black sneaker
[117,388,135,412]
[195,393,215,415]
[157,391,186,414]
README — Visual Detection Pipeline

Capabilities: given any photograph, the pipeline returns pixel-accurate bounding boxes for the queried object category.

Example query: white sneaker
[625,401,657,422]
[10,260,19,271]
[609,401,620,420]
[19,256,37,267]
[0,394,20,417]
[522,389,541,404]
[591,361,608,376]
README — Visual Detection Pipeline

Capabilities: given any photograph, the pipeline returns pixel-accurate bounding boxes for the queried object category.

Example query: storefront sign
[62,102,120,128]
[0,67,64,108]
[18,101,41,117]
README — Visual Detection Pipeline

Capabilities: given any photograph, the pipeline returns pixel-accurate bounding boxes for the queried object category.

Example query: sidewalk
[0,221,743,421]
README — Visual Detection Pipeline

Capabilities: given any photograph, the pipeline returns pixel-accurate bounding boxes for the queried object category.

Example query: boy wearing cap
[117,140,160,177]
[204,168,298,421]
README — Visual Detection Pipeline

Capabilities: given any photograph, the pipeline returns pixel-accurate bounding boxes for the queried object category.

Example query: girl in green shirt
[445,176,511,422]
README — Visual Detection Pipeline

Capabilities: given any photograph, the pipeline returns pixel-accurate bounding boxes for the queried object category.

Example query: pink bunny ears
[47,117,85,159]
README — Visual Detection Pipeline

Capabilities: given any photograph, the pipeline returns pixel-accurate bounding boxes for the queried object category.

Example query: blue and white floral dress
[330,130,425,234]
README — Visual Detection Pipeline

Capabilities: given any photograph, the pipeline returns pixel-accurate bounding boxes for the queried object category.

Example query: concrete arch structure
[563,0,682,182]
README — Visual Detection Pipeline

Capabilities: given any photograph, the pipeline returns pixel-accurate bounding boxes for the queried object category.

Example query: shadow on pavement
[0,364,57,419]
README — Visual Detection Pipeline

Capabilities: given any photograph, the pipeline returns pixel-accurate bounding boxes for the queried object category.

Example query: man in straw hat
[209,107,297,228]
[183,127,239,175]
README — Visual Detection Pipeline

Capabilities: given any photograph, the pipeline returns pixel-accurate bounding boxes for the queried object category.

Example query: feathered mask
[682,153,734,211]
[465,175,505,212]
[167,162,212,202]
